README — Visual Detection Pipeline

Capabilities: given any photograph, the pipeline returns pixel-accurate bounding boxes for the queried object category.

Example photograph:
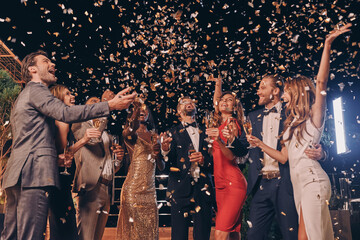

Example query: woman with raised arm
[248,24,352,240]
[116,99,164,240]
[206,78,248,240]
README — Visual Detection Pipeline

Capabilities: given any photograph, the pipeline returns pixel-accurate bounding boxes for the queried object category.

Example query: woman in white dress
[247,23,352,240]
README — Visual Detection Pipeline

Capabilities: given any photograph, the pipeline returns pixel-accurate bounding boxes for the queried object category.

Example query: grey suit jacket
[2,81,110,189]
[71,120,116,193]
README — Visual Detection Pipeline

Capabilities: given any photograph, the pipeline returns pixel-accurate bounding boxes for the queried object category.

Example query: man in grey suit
[71,92,124,240]
[1,50,136,240]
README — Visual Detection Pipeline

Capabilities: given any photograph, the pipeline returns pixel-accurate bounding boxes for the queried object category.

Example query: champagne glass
[90,118,105,143]
[60,141,73,175]
[225,118,236,148]
[243,116,255,149]
[112,135,121,167]
[204,110,215,147]
[189,143,200,182]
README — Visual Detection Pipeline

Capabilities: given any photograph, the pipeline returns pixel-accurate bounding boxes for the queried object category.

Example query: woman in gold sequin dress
[116,100,164,240]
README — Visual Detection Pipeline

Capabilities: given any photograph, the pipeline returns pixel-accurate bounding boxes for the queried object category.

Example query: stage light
[333,97,348,154]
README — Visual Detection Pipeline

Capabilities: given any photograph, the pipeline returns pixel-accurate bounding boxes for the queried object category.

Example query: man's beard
[184,108,196,116]
[40,71,57,85]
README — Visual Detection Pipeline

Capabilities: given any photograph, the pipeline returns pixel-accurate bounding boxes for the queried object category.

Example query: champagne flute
[90,118,105,143]
[60,141,73,175]
[112,135,121,167]
[204,110,215,147]
[243,116,255,149]
[225,118,236,148]
[189,143,200,182]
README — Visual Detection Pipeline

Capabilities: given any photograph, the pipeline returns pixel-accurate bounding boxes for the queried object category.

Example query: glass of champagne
[225,118,236,148]
[243,116,255,149]
[112,135,121,167]
[204,110,215,147]
[90,118,105,143]
[60,141,73,175]
[188,143,200,182]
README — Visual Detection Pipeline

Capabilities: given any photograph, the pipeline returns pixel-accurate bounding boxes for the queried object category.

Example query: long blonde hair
[213,91,244,127]
[281,75,316,145]
[50,84,68,102]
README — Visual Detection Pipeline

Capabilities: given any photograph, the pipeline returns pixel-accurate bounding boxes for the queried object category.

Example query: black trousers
[49,185,78,240]
[247,178,299,240]
[170,200,212,240]
[1,185,53,240]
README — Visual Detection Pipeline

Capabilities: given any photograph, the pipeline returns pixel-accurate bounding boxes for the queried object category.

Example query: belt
[262,171,280,180]
[98,176,112,186]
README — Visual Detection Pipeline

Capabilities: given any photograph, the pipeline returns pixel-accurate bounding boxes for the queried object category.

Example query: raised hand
[206,128,220,139]
[325,23,352,45]
[246,135,263,148]
[108,87,137,111]
[189,151,204,164]
[112,145,125,161]
[83,128,102,143]
[160,132,172,152]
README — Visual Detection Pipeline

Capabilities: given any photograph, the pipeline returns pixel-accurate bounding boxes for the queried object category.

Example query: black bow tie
[184,122,197,128]
[263,107,278,116]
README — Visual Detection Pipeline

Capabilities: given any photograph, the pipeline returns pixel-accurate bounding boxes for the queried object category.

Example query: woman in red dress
[206,78,248,240]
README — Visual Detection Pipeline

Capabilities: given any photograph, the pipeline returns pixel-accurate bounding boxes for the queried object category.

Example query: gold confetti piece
[195,206,201,213]
[281,211,286,216]
[180,157,185,162]
[170,167,180,172]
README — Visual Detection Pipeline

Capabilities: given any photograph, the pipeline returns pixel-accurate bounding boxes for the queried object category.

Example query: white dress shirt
[261,101,282,173]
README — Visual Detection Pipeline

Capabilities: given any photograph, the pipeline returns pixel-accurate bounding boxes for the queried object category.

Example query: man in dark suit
[1,50,136,240]
[233,75,325,240]
[161,96,214,240]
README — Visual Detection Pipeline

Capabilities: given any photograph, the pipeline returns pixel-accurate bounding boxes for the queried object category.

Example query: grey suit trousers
[76,183,110,240]
[1,185,53,240]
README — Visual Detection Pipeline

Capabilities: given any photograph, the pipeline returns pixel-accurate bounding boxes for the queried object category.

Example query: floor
[102,227,216,239]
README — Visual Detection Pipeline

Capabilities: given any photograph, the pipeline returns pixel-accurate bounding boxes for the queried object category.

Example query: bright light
[333,97,347,154]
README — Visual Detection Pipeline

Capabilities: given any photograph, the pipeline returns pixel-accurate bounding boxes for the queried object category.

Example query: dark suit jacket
[246,107,293,196]
[166,124,214,207]
[3,81,109,190]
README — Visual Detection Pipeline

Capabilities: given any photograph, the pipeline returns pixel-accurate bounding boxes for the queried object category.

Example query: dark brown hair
[213,91,245,127]
[21,50,48,83]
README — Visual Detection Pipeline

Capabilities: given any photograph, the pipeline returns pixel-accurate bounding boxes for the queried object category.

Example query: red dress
[212,120,247,232]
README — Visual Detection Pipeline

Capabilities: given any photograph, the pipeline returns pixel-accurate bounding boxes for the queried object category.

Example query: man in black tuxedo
[161,96,214,240]
[232,75,325,240]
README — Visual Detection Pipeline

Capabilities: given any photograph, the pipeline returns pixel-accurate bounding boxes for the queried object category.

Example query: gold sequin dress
[116,135,159,240]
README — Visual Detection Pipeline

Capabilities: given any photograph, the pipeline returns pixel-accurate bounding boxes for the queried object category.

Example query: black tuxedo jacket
[166,123,214,207]
[246,107,294,196]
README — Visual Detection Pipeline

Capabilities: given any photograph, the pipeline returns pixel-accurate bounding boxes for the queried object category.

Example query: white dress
[284,118,334,240]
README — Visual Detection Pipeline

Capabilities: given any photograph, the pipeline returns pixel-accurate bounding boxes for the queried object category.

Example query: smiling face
[282,85,291,108]
[218,93,235,114]
[139,105,149,122]
[62,88,75,106]
[177,97,196,118]
[257,77,276,106]
[31,55,57,86]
